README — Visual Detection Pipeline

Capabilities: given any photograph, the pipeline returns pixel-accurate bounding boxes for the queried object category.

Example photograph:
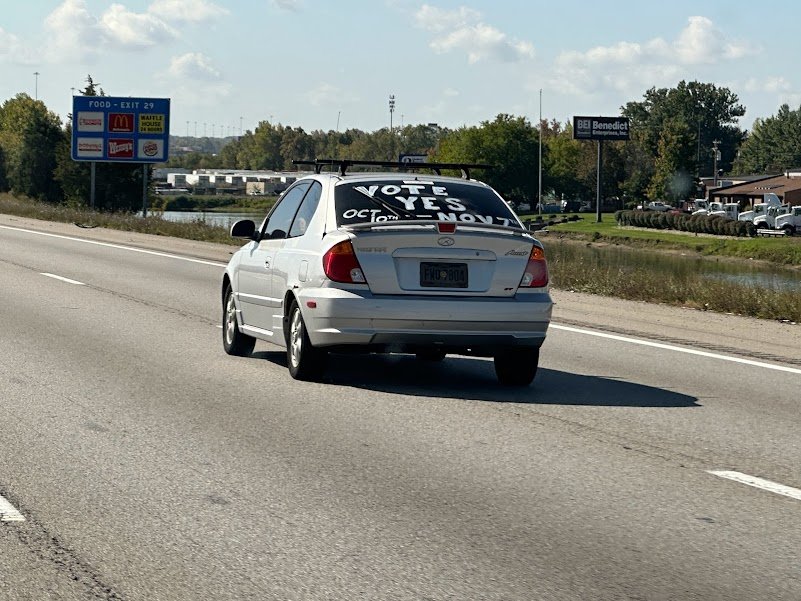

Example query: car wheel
[416,349,446,362]
[286,301,327,381]
[493,348,539,386]
[223,283,256,356]
[783,225,795,236]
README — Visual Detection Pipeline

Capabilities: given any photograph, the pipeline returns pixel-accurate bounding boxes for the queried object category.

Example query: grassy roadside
[0,193,239,245]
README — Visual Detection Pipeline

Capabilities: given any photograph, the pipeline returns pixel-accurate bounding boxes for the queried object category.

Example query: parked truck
[753,204,791,230]
[737,193,782,223]
[774,205,801,235]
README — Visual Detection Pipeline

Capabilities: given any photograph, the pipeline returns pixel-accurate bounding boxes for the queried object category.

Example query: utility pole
[712,139,721,188]
[33,71,39,100]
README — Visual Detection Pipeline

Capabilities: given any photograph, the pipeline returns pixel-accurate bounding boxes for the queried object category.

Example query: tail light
[323,240,366,284]
[519,245,549,288]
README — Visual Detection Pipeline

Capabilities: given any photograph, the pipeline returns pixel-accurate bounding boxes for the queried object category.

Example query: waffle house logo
[109,113,134,133]
[139,114,165,134]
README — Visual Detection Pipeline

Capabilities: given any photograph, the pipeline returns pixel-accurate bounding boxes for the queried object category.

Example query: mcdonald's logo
[109,112,134,133]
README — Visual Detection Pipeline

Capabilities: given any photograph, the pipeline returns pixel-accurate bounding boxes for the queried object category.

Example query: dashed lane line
[708,470,801,502]
[0,493,25,522]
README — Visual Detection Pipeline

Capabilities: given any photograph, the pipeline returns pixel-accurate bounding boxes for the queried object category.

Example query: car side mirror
[230,219,257,240]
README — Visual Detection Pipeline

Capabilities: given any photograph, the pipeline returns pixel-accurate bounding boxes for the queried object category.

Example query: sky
[1,0,800,137]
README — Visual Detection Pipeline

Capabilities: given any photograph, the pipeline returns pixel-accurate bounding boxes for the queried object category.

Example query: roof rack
[292,159,492,179]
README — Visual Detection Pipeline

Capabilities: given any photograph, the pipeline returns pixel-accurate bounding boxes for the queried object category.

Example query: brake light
[519,245,549,288]
[322,240,366,283]
[437,222,457,234]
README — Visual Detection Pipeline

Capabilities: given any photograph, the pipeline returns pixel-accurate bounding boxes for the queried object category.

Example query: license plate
[420,262,468,288]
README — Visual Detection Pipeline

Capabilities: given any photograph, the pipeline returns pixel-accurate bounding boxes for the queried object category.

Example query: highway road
[1,216,800,600]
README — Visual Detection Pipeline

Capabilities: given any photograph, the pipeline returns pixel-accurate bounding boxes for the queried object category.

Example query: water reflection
[153,210,264,230]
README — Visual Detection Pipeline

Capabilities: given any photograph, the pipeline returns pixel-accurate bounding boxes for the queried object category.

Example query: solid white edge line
[41,272,85,286]
[0,494,25,522]
[0,224,224,267]
[708,470,801,502]
[549,324,801,375]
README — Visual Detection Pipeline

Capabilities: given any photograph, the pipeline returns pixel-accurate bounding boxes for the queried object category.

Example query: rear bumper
[296,287,552,352]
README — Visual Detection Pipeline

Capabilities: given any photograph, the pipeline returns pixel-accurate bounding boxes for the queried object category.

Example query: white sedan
[222,160,553,385]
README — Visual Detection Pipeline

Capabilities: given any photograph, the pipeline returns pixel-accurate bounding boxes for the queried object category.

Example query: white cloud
[0,27,38,65]
[550,16,758,96]
[159,53,229,108]
[414,4,534,64]
[167,52,221,80]
[148,0,228,21]
[43,0,105,61]
[744,76,791,94]
[42,0,225,59]
[100,4,178,48]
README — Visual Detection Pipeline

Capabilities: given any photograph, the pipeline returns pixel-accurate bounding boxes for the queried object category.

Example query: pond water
[151,210,264,230]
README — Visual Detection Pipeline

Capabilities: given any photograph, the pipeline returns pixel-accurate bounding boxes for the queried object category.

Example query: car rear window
[334,179,519,227]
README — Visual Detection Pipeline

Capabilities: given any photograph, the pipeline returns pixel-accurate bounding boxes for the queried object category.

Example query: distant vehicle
[773,205,801,235]
[709,202,740,220]
[516,202,531,212]
[561,199,582,212]
[536,202,561,214]
[737,193,782,223]
[222,159,552,385]
[646,201,671,212]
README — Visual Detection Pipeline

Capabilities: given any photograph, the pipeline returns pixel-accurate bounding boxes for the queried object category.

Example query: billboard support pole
[90,161,96,210]
[596,140,603,223]
[142,164,148,218]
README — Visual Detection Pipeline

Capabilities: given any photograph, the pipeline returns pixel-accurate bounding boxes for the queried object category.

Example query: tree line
[2,77,801,212]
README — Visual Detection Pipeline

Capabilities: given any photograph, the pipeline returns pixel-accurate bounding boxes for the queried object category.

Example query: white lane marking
[0,224,225,267]
[41,272,85,286]
[0,493,25,522]
[550,324,801,375]
[708,470,801,502]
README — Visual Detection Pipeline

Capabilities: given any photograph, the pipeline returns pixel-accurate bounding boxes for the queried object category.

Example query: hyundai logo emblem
[437,237,455,247]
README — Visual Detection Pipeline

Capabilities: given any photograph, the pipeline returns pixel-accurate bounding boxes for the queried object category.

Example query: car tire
[493,348,539,386]
[286,300,327,381]
[783,224,795,236]
[416,349,446,362]
[223,283,256,356]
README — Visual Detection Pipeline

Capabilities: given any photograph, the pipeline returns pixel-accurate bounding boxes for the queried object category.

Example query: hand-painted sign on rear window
[334,180,518,227]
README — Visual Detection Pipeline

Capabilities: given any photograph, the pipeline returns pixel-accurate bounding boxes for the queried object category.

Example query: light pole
[33,71,40,100]
[240,116,243,136]
[538,88,543,216]
[388,94,396,161]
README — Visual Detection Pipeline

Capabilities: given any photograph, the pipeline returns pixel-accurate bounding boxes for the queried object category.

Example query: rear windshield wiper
[353,187,417,220]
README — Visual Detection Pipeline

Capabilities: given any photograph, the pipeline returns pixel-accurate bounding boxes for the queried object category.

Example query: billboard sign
[72,96,170,162]
[573,116,630,141]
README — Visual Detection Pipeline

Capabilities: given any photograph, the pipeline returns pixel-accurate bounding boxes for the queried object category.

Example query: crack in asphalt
[0,487,126,600]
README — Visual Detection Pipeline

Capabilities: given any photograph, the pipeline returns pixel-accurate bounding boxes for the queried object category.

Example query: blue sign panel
[71,96,170,163]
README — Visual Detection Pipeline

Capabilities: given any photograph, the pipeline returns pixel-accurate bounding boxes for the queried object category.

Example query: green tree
[647,118,696,201]
[622,81,746,181]
[434,114,538,205]
[733,104,801,174]
[0,93,64,201]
